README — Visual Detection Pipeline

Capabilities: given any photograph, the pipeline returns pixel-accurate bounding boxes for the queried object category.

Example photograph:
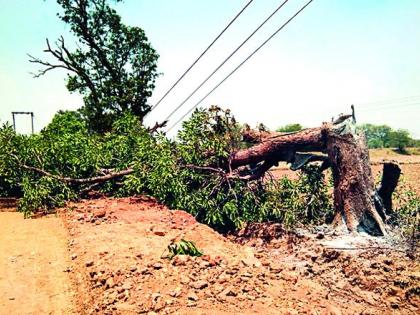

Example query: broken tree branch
[11,153,133,185]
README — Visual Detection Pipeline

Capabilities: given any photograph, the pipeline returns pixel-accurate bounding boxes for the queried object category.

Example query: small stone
[241,257,262,268]
[270,263,283,273]
[180,276,190,285]
[241,272,253,278]
[153,263,163,270]
[316,232,324,239]
[130,265,137,272]
[85,260,94,267]
[389,297,400,309]
[108,292,118,304]
[191,280,208,290]
[199,260,210,268]
[187,292,199,301]
[117,292,126,300]
[8,297,15,300]
[140,267,152,275]
[151,293,161,301]
[95,220,101,225]
[153,229,166,237]
[172,255,190,266]
[220,288,237,297]
[169,287,182,297]
[71,254,77,260]
[116,286,124,293]
[153,299,166,312]
[93,209,106,218]
[105,277,115,289]
[115,303,136,312]
[122,283,132,290]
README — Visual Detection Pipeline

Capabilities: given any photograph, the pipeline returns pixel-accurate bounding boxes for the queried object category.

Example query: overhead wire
[147,0,255,114]
[357,95,420,107]
[358,102,420,111]
[162,0,290,123]
[167,0,314,132]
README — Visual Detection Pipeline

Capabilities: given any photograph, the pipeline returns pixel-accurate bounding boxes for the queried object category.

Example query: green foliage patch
[30,0,159,133]
[164,239,203,259]
[0,107,333,231]
[359,123,418,151]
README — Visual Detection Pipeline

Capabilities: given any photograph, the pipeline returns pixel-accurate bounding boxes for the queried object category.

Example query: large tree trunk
[325,122,386,235]
[230,118,389,236]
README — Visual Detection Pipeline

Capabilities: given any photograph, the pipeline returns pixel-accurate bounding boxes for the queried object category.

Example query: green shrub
[1,107,334,232]
[392,180,420,247]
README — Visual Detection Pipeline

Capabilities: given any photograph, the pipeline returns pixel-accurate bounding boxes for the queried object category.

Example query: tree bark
[231,118,388,236]
[377,162,401,215]
[325,122,386,235]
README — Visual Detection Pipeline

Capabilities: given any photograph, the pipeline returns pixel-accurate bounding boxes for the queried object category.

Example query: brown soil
[0,149,418,315]
[63,197,419,315]
[0,211,75,314]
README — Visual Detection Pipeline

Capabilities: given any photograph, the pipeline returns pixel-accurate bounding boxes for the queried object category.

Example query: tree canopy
[359,124,417,151]
[389,129,411,152]
[276,123,303,133]
[29,0,160,133]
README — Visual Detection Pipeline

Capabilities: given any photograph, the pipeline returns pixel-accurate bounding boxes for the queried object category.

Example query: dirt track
[0,212,75,314]
[65,197,419,314]
[0,169,418,315]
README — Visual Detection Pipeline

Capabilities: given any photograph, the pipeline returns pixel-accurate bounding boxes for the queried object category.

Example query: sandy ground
[0,149,418,315]
[0,211,75,315]
[64,197,419,314]
[0,196,418,315]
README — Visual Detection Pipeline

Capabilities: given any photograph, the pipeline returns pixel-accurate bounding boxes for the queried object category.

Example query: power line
[148,0,254,114]
[358,102,420,111]
[357,95,420,106]
[162,0,290,123]
[167,0,314,132]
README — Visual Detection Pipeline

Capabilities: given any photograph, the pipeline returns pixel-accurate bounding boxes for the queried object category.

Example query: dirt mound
[62,197,419,314]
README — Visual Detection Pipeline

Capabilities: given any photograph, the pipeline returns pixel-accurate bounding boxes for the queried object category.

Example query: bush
[276,123,303,133]
[391,180,420,247]
[1,107,334,232]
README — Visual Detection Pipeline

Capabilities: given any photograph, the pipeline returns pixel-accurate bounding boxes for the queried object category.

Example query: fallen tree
[3,108,401,236]
[230,116,400,236]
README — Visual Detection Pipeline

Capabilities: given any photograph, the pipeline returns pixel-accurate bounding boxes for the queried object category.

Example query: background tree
[276,123,303,133]
[359,124,392,148]
[29,0,160,133]
[389,129,411,152]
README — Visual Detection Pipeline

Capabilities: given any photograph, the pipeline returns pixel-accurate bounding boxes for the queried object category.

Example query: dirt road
[0,212,74,314]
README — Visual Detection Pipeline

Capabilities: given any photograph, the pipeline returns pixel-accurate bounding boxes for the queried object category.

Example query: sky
[0,0,419,137]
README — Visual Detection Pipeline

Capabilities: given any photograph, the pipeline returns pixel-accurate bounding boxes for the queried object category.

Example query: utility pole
[11,112,34,134]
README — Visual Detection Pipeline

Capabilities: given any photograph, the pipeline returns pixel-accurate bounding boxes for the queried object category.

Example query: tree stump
[230,117,391,236]
[325,121,386,235]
